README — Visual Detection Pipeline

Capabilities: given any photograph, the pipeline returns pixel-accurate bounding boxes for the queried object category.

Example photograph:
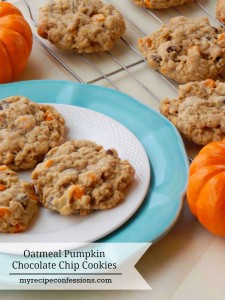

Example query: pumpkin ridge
[187,138,225,237]
[0,2,32,83]
[199,141,225,156]
[187,165,225,216]
[197,171,225,236]
[0,39,12,82]
[0,28,29,80]
[0,14,32,54]
[0,2,22,18]
[190,152,225,175]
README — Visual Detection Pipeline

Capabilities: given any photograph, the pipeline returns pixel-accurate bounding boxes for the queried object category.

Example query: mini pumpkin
[187,139,225,236]
[0,2,32,83]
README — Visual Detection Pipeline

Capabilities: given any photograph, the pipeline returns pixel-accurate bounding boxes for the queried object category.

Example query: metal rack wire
[22,0,222,97]
[23,0,173,98]
[21,0,222,161]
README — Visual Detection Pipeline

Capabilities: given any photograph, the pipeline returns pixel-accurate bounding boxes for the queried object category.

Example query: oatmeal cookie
[216,0,225,23]
[133,0,192,9]
[160,79,225,145]
[138,17,225,83]
[32,140,135,216]
[0,165,38,233]
[0,96,65,171]
[37,0,126,53]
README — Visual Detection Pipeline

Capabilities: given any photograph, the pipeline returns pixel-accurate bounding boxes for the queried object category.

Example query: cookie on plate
[216,0,225,23]
[133,0,192,9]
[0,96,65,171]
[0,165,38,233]
[37,0,126,53]
[32,140,135,216]
[160,79,225,145]
[138,17,225,83]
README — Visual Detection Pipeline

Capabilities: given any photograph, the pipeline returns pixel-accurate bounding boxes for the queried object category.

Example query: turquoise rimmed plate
[0,80,189,243]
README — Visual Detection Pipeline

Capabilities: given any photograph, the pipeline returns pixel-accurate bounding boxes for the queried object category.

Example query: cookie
[0,165,38,233]
[160,79,225,145]
[216,0,225,23]
[133,0,192,9]
[31,140,135,216]
[138,17,225,83]
[37,0,126,53]
[0,96,65,171]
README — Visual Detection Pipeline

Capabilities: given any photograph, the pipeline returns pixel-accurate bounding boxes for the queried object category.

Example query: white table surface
[1,0,225,299]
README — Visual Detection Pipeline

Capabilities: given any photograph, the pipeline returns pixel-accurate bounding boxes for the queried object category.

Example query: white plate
[1,104,150,244]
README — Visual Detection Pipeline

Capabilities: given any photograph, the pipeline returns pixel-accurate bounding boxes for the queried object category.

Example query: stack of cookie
[0,97,134,233]
[0,96,65,233]
[135,1,225,146]
[36,0,225,146]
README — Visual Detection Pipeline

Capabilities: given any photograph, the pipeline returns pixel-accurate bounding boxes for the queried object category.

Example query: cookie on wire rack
[216,0,225,24]
[160,79,225,145]
[37,0,126,53]
[133,0,192,9]
[138,16,225,83]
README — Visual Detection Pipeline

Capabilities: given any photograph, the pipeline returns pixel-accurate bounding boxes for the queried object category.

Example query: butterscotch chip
[138,17,225,83]
[133,0,192,9]
[37,0,126,53]
[0,96,65,170]
[32,140,135,216]
[0,166,38,233]
[160,80,225,145]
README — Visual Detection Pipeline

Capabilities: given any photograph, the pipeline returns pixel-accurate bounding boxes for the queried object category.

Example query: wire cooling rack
[10,0,223,158]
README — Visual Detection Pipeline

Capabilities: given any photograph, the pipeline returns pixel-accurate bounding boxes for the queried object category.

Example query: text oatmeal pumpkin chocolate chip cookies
[0,165,38,233]
[160,79,225,145]
[37,0,126,53]
[32,140,135,216]
[138,17,225,83]
[133,0,192,9]
[0,96,65,171]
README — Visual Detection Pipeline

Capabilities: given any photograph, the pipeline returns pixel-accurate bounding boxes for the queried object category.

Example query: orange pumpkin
[187,139,225,236]
[0,2,32,83]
